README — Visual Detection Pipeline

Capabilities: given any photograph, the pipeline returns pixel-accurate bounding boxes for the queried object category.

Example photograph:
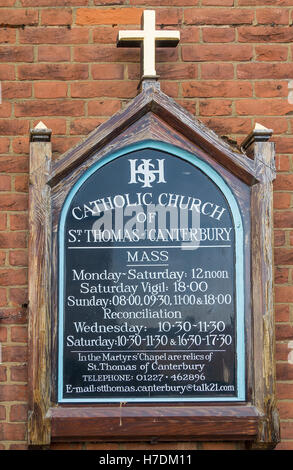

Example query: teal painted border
[58,140,245,403]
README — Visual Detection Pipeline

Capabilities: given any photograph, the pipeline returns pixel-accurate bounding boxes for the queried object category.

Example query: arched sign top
[58,140,245,403]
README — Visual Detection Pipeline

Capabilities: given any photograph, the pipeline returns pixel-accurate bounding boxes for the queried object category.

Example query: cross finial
[117,10,180,80]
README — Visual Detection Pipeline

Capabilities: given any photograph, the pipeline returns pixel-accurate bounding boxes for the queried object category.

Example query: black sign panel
[58,145,245,402]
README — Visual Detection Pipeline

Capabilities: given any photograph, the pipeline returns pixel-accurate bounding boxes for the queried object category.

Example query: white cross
[118,10,180,79]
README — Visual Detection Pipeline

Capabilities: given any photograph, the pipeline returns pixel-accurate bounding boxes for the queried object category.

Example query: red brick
[274,193,291,209]
[274,212,293,228]
[0,215,7,231]
[278,402,293,419]
[10,365,27,382]
[2,346,27,363]
[21,0,88,4]
[180,26,200,43]
[0,194,27,211]
[239,0,293,4]
[0,268,27,286]
[75,44,139,63]
[202,117,251,135]
[0,156,28,173]
[41,8,72,25]
[76,7,143,25]
[9,404,27,422]
[9,251,28,267]
[0,102,11,118]
[159,63,198,80]
[201,63,234,80]
[130,0,197,4]
[0,233,27,249]
[97,0,128,4]
[0,326,7,342]
[0,28,16,44]
[0,64,14,80]
[182,44,253,62]
[0,120,29,136]
[184,8,254,25]
[91,64,124,80]
[276,323,293,340]
[277,382,293,401]
[0,138,9,154]
[19,27,89,44]
[0,423,26,441]
[2,82,32,99]
[256,8,289,25]
[87,99,121,116]
[277,364,293,382]
[199,99,232,116]
[238,25,293,43]
[71,81,137,99]
[276,342,290,361]
[0,9,38,26]
[202,27,235,43]
[70,118,104,135]
[15,100,84,117]
[274,248,293,265]
[0,46,33,63]
[254,81,288,98]
[202,0,233,4]
[0,366,7,382]
[236,99,291,116]
[0,289,7,307]
[274,137,293,154]
[156,9,183,25]
[275,286,293,303]
[52,136,81,155]
[160,81,179,98]
[0,0,16,6]
[11,326,27,343]
[38,45,71,62]
[255,45,288,62]
[182,81,252,98]
[18,64,88,81]
[280,422,293,439]
[93,26,119,44]
[274,174,293,191]
[34,82,68,99]
[12,137,29,155]
[0,175,11,191]
[10,214,28,230]
[275,304,290,322]
[14,175,28,193]
[0,405,6,421]
[129,62,198,81]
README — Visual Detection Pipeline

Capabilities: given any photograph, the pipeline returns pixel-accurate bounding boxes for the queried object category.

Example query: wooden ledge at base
[48,405,261,442]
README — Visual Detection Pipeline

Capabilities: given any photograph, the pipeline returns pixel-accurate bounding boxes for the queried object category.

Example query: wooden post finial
[30,121,52,142]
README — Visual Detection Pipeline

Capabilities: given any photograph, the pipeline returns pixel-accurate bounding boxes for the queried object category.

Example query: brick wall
[0,0,292,451]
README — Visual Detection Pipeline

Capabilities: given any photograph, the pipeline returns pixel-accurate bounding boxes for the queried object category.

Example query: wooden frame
[28,81,279,448]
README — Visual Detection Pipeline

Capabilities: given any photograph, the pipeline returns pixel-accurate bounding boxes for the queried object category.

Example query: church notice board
[27,83,279,447]
[59,144,244,404]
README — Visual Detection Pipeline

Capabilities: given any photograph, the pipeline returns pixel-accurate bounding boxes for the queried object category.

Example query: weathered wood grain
[50,405,260,441]
[27,125,52,446]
